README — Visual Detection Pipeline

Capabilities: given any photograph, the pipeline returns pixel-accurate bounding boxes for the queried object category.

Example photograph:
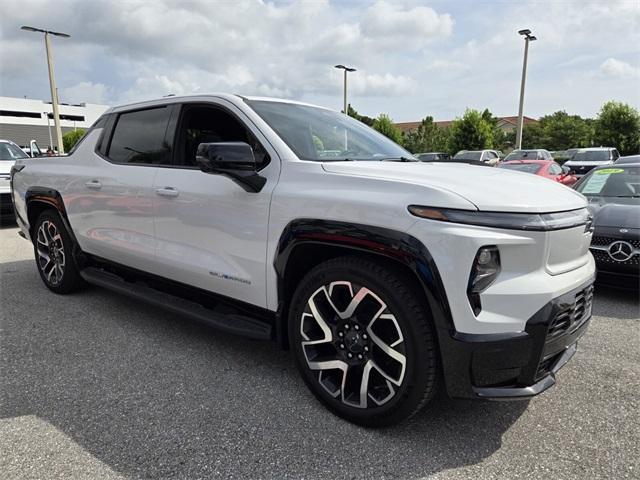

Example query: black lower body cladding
[440,279,595,399]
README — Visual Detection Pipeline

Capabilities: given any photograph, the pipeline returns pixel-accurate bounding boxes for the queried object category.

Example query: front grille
[590,237,640,266]
[591,249,640,266]
[536,351,564,380]
[547,285,594,338]
[591,236,640,249]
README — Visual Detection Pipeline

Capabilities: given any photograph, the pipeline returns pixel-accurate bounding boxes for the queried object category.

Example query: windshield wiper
[380,156,417,162]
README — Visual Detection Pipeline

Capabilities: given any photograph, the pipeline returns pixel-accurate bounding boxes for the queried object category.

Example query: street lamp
[21,25,70,154]
[515,29,536,150]
[334,64,356,115]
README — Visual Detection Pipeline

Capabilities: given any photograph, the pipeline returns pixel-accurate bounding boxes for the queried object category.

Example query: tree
[373,114,403,144]
[594,101,640,155]
[402,116,450,153]
[447,109,494,154]
[62,129,86,152]
[504,122,545,150]
[481,108,507,151]
[347,104,375,127]
[539,111,593,150]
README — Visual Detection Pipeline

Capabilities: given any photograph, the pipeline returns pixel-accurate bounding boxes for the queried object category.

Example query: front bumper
[440,278,594,399]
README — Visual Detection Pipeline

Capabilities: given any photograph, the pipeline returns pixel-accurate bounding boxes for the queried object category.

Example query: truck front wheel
[289,256,438,427]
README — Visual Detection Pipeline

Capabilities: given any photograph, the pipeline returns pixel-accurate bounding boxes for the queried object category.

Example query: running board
[80,267,272,340]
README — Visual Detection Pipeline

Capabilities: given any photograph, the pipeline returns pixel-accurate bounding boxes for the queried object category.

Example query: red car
[499,160,578,186]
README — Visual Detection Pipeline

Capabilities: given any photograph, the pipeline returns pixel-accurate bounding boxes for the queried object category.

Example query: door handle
[85,180,102,190]
[155,187,179,198]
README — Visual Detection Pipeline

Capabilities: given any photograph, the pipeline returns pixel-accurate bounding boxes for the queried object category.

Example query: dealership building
[0,96,109,151]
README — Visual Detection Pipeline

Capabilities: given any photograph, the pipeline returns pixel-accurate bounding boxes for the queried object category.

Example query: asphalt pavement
[1,225,638,479]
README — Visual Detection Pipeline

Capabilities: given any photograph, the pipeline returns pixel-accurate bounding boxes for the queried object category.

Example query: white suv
[10,94,595,426]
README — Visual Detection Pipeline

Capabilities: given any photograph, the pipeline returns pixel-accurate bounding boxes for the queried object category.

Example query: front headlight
[467,246,501,316]
[408,205,591,231]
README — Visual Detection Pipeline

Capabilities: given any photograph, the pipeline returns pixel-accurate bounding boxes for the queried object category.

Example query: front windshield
[453,151,482,160]
[504,150,537,161]
[499,163,542,174]
[0,142,28,160]
[572,150,609,162]
[246,100,414,162]
[575,167,640,199]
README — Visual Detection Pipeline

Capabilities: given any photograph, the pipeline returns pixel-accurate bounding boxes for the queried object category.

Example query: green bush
[62,129,86,152]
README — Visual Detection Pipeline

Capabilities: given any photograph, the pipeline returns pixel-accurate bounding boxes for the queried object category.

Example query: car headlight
[407,205,591,231]
[467,246,501,316]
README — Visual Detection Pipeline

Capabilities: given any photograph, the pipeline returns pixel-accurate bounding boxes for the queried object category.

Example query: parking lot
[0,224,638,480]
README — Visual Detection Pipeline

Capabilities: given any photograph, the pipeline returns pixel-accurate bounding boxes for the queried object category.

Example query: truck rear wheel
[33,210,85,294]
[289,256,438,427]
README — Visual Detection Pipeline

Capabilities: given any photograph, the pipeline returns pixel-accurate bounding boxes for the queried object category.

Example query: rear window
[499,163,542,174]
[107,107,171,165]
[453,151,482,161]
[504,150,539,161]
[0,142,28,160]
[572,150,610,162]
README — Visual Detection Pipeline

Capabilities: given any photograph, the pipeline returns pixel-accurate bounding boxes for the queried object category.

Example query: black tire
[32,209,85,294]
[289,256,438,427]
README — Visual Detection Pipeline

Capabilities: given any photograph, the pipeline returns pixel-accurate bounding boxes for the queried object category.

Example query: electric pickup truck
[10,94,595,426]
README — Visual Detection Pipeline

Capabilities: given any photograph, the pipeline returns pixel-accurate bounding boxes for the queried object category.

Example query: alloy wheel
[300,281,406,409]
[36,220,66,285]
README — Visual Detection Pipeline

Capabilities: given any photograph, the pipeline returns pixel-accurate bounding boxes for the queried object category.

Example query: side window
[612,149,620,160]
[107,107,172,165]
[549,163,562,175]
[176,104,270,169]
[68,115,108,155]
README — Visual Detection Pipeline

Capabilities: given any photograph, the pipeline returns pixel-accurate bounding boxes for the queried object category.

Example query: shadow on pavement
[0,259,529,478]
[593,285,639,320]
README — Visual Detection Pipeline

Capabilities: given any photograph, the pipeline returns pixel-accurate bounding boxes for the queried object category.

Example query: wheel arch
[25,187,84,266]
[273,219,454,351]
[25,187,69,236]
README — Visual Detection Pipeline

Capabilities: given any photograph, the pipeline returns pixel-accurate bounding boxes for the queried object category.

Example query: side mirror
[561,165,570,174]
[196,142,266,192]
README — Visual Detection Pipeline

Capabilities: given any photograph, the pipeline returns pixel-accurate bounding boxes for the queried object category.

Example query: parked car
[415,152,450,162]
[503,149,553,161]
[452,149,500,166]
[11,94,596,426]
[573,163,639,289]
[499,160,578,186]
[21,140,44,158]
[615,155,640,165]
[563,147,620,177]
[1,139,29,220]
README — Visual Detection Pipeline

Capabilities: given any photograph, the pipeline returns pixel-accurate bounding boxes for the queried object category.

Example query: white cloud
[350,72,416,96]
[61,81,109,105]
[1,0,638,121]
[599,58,640,79]
[362,1,453,47]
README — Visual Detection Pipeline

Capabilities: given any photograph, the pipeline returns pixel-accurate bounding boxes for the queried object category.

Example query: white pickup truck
[10,94,595,426]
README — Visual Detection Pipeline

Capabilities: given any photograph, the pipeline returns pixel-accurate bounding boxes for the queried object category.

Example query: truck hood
[322,161,587,213]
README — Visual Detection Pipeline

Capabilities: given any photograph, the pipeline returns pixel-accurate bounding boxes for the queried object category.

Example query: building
[0,96,109,151]
[395,116,538,134]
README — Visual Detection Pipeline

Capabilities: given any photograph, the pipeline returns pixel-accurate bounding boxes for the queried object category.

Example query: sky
[1,0,639,122]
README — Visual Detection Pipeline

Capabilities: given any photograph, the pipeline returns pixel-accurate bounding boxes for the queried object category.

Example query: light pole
[21,26,70,154]
[45,112,53,148]
[515,29,536,150]
[334,64,356,115]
